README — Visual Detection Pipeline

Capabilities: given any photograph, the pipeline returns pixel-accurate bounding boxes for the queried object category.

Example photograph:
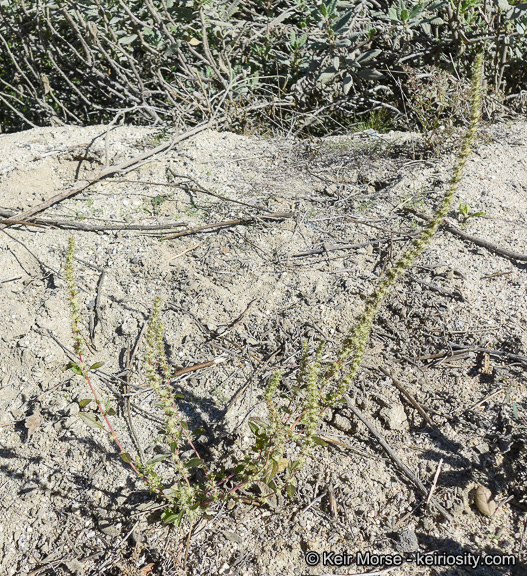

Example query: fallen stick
[106,175,271,212]
[405,208,527,262]
[408,273,465,301]
[0,218,45,228]
[376,366,435,427]
[444,221,527,262]
[0,209,187,232]
[448,343,527,367]
[170,357,227,379]
[168,241,203,263]
[291,234,415,258]
[160,211,294,240]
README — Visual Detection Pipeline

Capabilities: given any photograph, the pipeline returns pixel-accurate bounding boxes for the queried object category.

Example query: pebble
[379,404,408,431]
[396,529,419,553]
[64,402,79,417]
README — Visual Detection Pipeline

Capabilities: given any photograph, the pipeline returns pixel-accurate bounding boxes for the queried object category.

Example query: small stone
[65,559,84,575]
[65,402,79,417]
[396,529,419,553]
[379,404,408,431]
[422,517,435,531]
[474,485,497,517]
[332,413,355,433]
[18,533,30,552]
[98,520,121,536]
[223,530,242,544]
[120,317,138,335]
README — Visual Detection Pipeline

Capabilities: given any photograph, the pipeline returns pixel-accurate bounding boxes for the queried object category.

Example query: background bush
[0,0,526,135]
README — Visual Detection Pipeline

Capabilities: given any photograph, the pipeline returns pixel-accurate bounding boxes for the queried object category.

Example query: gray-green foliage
[0,0,525,133]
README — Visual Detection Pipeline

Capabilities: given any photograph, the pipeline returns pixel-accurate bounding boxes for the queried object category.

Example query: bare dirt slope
[0,122,526,576]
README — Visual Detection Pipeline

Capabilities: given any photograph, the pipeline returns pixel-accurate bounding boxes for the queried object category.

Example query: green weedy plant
[64,253,222,522]
[458,201,486,224]
[253,51,484,482]
[64,237,154,483]
[403,64,472,149]
[64,248,321,520]
[321,51,484,406]
[63,52,484,524]
[2,0,522,134]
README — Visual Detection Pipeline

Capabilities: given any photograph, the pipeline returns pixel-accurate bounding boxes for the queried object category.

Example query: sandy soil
[0,121,526,576]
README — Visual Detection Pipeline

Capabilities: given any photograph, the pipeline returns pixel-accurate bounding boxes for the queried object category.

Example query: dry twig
[344,395,454,522]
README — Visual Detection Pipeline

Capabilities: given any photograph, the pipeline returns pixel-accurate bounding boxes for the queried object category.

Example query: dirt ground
[0,120,526,576]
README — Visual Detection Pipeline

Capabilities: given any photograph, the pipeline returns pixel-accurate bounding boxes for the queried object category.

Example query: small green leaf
[355,49,382,65]
[357,68,385,81]
[317,66,338,84]
[120,452,132,463]
[343,75,353,95]
[118,34,138,45]
[79,412,104,430]
[312,436,328,446]
[78,399,92,409]
[192,427,206,436]
[267,459,279,481]
[287,459,301,474]
[161,509,184,525]
[286,483,297,498]
[147,453,171,465]
[63,361,83,375]
[333,9,353,32]
[89,361,105,371]
[186,458,204,468]
[106,407,117,416]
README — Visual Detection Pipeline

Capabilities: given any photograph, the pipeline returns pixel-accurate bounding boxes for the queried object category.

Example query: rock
[65,559,84,575]
[396,529,419,553]
[223,530,243,544]
[474,485,497,517]
[120,317,138,335]
[64,402,79,417]
[474,442,489,455]
[98,520,122,537]
[379,404,408,431]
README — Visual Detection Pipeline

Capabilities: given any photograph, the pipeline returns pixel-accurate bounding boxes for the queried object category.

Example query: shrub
[0,0,524,134]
